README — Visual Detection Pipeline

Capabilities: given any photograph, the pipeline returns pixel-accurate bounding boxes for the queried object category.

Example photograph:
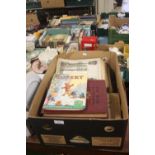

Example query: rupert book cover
[43,73,87,111]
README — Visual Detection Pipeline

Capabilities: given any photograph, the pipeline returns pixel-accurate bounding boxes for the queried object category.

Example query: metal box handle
[104,126,115,133]
[42,124,53,131]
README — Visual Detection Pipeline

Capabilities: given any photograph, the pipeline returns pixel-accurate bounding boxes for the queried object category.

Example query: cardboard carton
[41,0,64,8]
[109,15,129,28]
[28,51,128,148]
[26,13,40,28]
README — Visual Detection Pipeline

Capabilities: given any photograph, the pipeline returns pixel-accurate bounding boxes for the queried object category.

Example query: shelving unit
[26,0,96,27]
[27,5,95,10]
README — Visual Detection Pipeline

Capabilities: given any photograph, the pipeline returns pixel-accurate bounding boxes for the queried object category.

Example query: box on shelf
[26,12,40,28]
[27,51,128,148]
[108,29,129,44]
[39,27,71,47]
[109,15,129,28]
[41,0,65,8]
[108,15,129,44]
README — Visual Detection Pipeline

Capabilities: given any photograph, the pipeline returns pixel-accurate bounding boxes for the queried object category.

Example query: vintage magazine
[56,58,105,80]
[42,72,87,111]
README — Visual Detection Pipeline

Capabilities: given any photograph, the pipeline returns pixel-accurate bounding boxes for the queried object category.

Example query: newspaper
[56,58,105,80]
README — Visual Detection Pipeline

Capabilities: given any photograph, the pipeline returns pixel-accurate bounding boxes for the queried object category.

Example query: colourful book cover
[42,73,87,111]
[43,80,108,118]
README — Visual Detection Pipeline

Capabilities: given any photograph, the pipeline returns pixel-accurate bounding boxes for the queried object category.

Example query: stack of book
[79,15,96,25]
[41,58,110,118]
[60,16,79,26]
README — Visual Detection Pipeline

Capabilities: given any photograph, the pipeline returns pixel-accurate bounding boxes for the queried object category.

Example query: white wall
[96,0,129,14]
[122,0,129,12]
[97,0,114,14]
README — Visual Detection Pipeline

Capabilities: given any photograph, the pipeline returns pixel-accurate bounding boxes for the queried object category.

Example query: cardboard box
[96,41,125,51]
[26,13,40,28]
[28,51,128,148]
[39,27,71,47]
[41,0,64,8]
[108,29,129,44]
[108,16,129,44]
[109,15,129,28]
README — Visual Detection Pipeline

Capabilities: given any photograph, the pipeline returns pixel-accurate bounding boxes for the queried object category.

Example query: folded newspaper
[56,58,108,88]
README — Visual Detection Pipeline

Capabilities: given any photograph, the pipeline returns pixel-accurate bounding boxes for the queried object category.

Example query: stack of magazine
[41,58,109,118]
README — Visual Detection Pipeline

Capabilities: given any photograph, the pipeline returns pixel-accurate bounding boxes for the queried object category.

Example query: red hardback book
[42,80,108,118]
